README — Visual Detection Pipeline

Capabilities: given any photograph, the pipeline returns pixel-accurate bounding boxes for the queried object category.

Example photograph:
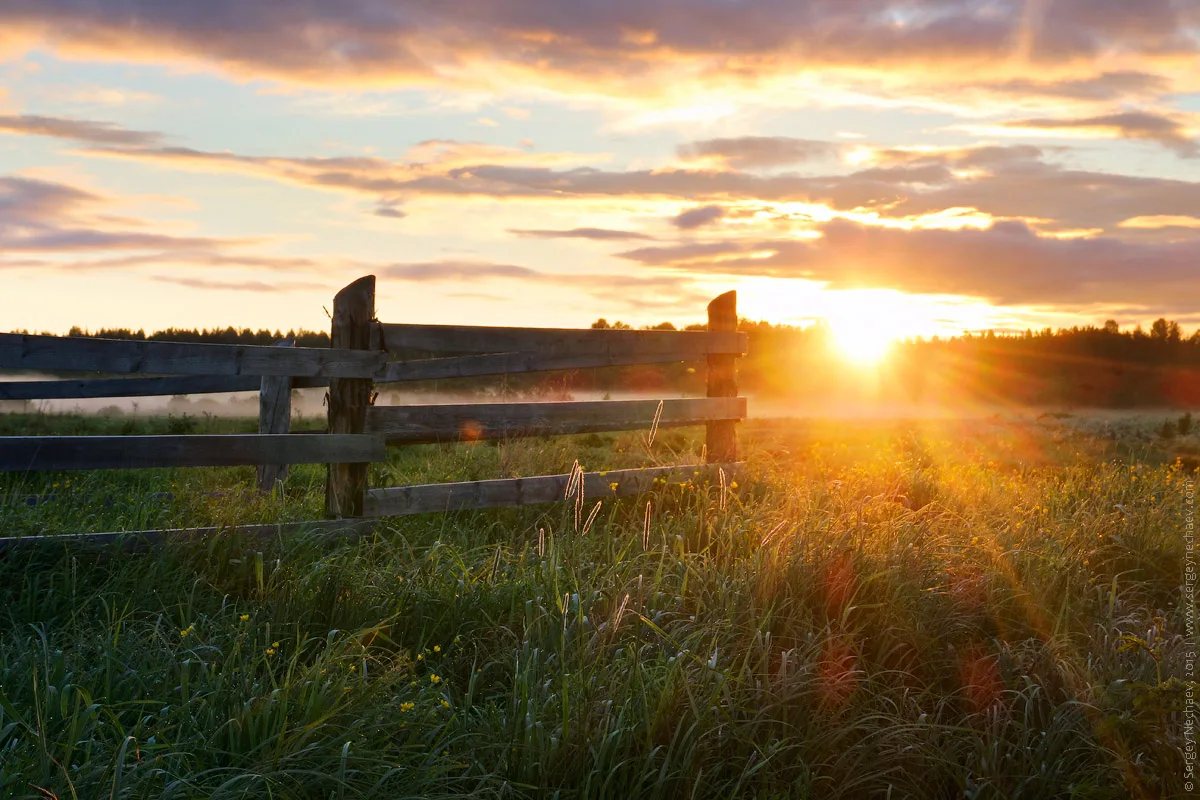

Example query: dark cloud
[373,204,407,218]
[975,71,1169,102]
[1,0,1196,102]
[997,111,1198,156]
[0,114,166,146]
[619,219,1200,309]
[672,205,725,230]
[677,137,842,169]
[509,227,657,241]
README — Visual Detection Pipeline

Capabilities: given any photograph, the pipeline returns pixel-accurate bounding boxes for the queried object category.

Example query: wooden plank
[0,518,378,552]
[0,434,385,472]
[257,339,293,491]
[377,323,747,358]
[365,463,741,516]
[0,374,327,400]
[365,397,746,445]
[378,348,705,383]
[706,291,739,462]
[325,276,376,519]
[0,333,384,378]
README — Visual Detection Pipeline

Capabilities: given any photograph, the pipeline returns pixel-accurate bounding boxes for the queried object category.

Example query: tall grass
[0,416,1191,798]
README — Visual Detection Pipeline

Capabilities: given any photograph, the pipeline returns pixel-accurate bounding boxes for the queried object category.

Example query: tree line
[25,318,1200,408]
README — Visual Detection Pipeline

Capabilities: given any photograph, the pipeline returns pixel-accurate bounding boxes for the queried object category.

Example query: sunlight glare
[828,316,895,364]
[820,291,922,365]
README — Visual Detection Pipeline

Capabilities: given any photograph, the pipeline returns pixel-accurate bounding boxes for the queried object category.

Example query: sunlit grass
[0,414,1192,797]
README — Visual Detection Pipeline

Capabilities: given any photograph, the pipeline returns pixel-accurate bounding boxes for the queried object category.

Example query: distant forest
[26,318,1200,408]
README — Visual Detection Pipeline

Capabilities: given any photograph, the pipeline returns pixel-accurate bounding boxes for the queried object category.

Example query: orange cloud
[957,110,1199,156]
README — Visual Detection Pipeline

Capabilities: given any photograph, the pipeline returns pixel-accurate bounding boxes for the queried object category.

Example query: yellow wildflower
[433,645,441,653]
[430,674,441,684]
[400,702,415,712]
[239,614,249,622]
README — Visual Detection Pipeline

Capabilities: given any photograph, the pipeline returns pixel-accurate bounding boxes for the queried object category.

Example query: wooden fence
[0,276,747,546]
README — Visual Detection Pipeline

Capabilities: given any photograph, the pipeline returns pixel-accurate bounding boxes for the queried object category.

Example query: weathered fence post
[706,291,738,463]
[256,338,294,491]
[325,276,376,518]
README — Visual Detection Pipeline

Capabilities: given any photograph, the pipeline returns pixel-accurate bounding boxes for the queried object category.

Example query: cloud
[24,115,1197,244]
[1,0,1197,113]
[0,114,165,146]
[671,205,725,230]
[151,276,330,292]
[379,260,543,282]
[975,110,1198,156]
[375,258,706,309]
[677,137,843,169]
[0,175,248,253]
[509,227,656,241]
[618,218,1200,309]
[373,204,407,218]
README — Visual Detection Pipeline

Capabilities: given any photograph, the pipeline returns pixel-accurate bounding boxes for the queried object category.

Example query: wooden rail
[0,374,327,401]
[0,333,384,378]
[365,463,739,516]
[364,397,746,445]
[377,322,747,357]
[0,434,385,472]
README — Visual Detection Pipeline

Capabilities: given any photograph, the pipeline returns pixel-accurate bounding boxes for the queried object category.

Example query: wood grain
[377,322,747,358]
[0,374,328,400]
[705,291,739,463]
[0,333,384,378]
[325,276,376,518]
[257,339,293,491]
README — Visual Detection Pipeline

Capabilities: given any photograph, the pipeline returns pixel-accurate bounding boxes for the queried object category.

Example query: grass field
[0,412,1192,798]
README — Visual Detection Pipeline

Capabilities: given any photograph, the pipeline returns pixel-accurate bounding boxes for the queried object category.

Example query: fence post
[256,338,294,491]
[325,276,376,518]
[705,291,738,463]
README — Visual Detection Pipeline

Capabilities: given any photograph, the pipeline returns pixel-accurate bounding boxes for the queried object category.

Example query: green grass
[0,414,1192,798]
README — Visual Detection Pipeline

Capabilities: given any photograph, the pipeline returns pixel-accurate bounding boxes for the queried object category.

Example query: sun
[818,290,924,365]
[828,317,896,364]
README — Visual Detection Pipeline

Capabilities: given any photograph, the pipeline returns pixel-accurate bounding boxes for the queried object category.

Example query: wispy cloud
[509,227,656,241]
[672,205,725,230]
[677,137,843,170]
[959,110,1199,156]
[0,114,165,146]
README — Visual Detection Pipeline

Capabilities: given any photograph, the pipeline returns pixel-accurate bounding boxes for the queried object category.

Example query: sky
[1,0,1199,341]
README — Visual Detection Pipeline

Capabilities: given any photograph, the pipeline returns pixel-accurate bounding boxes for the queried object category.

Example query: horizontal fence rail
[0,434,385,472]
[0,333,385,378]
[0,374,330,401]
[377,348,712,383]
[377,323,747,358]
[365,463,740,516]
[364,397,746,445]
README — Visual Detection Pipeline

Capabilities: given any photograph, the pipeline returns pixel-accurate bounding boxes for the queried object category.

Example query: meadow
[0,411,1191,798]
